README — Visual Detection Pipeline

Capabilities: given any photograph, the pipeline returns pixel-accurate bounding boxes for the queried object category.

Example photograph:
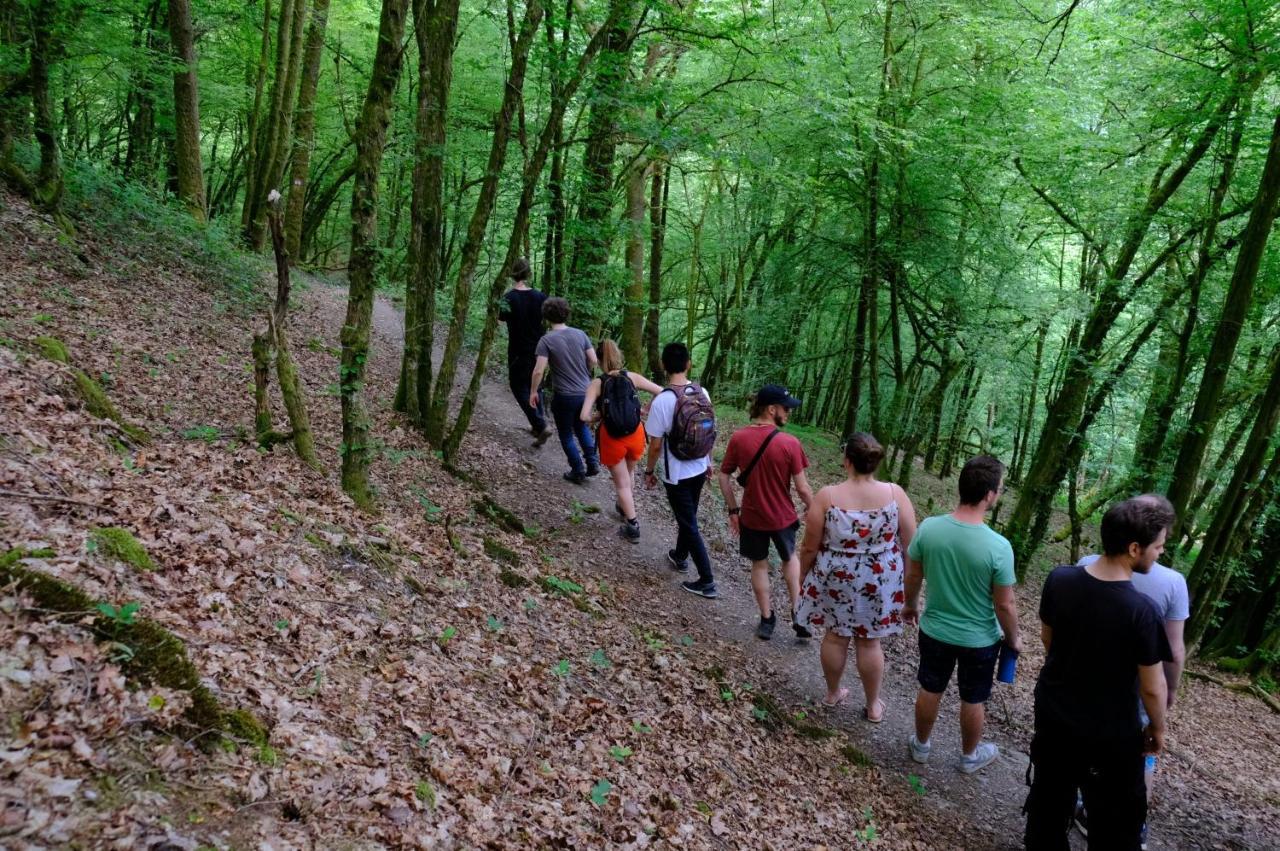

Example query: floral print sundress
[797,500,905,639]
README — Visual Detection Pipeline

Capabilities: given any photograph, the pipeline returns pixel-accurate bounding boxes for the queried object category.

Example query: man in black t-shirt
[498,258,552,444]
[1024,496,1175,851]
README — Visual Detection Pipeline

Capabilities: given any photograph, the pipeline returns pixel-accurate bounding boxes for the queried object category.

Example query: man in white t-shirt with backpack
[643,342,718,599]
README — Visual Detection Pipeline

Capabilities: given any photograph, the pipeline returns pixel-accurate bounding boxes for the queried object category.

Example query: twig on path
[0,489,112,511]
[1186,668,1280,715]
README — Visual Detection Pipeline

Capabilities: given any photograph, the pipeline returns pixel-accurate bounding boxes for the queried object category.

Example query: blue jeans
[663,474,714,585]
[508,354,546,432]
[550,392,596,474]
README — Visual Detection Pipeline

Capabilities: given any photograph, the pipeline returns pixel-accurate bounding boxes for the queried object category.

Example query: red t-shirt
[720,425,808,531]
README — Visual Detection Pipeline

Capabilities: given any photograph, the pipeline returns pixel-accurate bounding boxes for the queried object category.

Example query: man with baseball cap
[717,384,814,639]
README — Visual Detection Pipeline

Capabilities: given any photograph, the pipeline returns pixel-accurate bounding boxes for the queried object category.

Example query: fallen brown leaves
[0,188,969,848]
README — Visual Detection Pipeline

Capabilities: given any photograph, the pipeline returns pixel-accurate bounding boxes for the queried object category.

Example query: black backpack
[599,371,642,438]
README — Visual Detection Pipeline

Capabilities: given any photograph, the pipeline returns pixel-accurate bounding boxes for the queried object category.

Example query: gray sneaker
[959,742,999,774]
[908,735,931,764]
[617,520,640,544]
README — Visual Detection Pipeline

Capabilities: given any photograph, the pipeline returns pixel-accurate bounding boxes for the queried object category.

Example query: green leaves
[96,601,140,624]
[608,745,632,763]
[589,778,612,806]
[437,625,458,646]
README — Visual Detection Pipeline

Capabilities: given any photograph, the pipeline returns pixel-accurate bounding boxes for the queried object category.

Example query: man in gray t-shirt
[529,297,598,482]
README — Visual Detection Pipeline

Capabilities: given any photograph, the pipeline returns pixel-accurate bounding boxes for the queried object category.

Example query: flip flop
[821,687,850,708]
[862,699,885,723]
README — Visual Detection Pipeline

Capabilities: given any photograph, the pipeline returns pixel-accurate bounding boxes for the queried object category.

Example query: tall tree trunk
[395,0,461,421]
[620,160,647,364]
[1166,107,1280,544]
[240,0,273,231]
[283,0,331,257]
[265,194,320,467]
[339,0,410,510]
[644,157,667,381]
[167,0,206,221]
[1005,77,1249,573]
[244,0,307,249]
[441,4,618,459]
[422,0,544,446]
[1186,349,1280,647]
[567,0,636,323]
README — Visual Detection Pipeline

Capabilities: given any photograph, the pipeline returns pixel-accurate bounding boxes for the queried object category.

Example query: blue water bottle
[997,642,1019,684]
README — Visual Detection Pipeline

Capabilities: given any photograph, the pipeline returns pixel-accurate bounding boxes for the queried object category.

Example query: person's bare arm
[584,346,598,372]
[580,378,601,423]
[893,484,918,555]
[717,469,741,536]
[904,558,924,625]
[797,489,827,582]
[1041,622,1053,651]
[792,470,813,514]
[1139,662,1168,754]
[528,356,549,409]
[1163,619,1187,708]
[643,435,662,489]
[631,373,664,396]
[993,583,1022,652]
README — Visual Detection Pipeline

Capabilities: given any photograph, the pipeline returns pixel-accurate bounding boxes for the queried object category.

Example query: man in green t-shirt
[904,455,1021,774]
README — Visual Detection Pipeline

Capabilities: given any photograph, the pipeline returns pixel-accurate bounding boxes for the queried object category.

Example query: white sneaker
[959,742,999,774]
[908,735,931,764]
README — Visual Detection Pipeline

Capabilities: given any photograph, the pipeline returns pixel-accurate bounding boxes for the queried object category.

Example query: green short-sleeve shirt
[907,515,1016,648]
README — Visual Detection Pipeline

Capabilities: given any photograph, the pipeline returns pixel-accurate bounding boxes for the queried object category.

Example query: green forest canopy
[2,0,1279,679]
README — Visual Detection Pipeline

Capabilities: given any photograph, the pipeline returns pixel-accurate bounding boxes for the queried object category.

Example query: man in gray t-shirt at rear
[1075,494,1189,839]
[530,297,599,483]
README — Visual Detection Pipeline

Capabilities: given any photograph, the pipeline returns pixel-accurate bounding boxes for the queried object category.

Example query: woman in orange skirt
[581,339,664,542]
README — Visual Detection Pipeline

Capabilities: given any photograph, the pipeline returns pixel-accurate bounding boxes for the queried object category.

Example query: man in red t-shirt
[717,384,814,640]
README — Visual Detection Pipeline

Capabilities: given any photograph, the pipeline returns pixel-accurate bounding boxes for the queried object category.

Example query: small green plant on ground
[608,745,632,763]
[96,601,140,624]
[415,780,436,809]
[181,424,221,442]
[589,778,612,806]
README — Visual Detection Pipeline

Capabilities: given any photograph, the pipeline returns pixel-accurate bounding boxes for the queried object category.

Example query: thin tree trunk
[423,0,544,446]
[240,0,273,232]
[644,157,667,381]
[283,0,331,258]
[396,0,461,421]
[266,195,320,467]
[441,4,618,459]
[339,0,410,509]
[621,160,648,365]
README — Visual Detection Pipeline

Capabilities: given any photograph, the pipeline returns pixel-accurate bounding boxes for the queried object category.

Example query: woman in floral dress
[797,433,917,720]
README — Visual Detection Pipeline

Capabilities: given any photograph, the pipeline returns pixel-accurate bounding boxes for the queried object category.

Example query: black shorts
[917,630,1001,704]
[739,521,799,563]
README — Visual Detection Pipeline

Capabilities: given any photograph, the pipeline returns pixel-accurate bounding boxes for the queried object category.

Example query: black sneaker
[756,613,777,640]
[533,426,554,447]
[585,462,601,477]
[666,550,689,572]
[563,469,586,484]
[617,520,640,544]
[681,579,719,599]
[1073,799,1088,838]
[792,615,812,639]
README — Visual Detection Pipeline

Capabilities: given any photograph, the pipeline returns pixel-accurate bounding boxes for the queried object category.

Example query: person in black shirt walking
[1024,496,1175,851]
[498,258,553,444]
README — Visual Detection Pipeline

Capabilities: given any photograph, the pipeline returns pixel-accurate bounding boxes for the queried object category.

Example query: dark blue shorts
[917,630,1001,704]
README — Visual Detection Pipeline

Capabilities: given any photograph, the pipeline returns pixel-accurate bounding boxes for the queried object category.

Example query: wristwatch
[728,507,742,516]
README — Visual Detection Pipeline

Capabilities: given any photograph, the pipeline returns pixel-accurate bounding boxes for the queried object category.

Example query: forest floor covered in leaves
[1,188,1278,850]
